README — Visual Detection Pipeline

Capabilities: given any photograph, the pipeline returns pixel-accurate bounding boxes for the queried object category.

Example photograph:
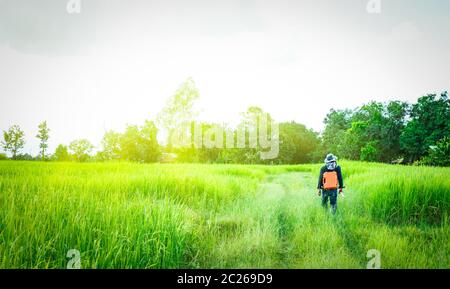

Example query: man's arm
[317,166,325,189]
[336,166,344,189]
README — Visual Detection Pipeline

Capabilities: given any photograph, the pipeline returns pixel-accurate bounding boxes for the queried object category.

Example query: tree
[119,121,160,163]
[2,125,25,159]
[15,153,35,161]
[277,122,320,164]
[36,121,50,160]
[69,139,94,162]
[360,140,379,162]
[381,101,409,161]
[401,92,450,163]
[140,120,161,163]
[195,122,222,163]
[419,137,450,167]
[156,78,200,149]
[98,130,121,161]
[322,109,353,158]
[322,100,409,163]
[120,125,142,162]
[339,120,367,160]
[53,144,71,162]
[347,101,409,162]
[237,106,275,164]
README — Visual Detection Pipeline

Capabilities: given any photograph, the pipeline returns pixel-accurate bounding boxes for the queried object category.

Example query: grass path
[207,172,363,268]
[211,171,448,268]
[261,172,362,268]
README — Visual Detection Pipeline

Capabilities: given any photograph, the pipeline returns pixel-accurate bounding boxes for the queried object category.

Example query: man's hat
[324,153,337,163]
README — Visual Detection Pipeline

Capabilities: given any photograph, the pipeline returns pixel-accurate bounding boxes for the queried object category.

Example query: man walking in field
[317,154,344,214]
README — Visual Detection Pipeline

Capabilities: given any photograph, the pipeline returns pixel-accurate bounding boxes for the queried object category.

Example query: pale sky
[1,0,449,155]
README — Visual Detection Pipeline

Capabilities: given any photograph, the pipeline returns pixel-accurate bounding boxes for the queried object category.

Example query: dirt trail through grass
[255,172,361,268]
[247,171,448,268]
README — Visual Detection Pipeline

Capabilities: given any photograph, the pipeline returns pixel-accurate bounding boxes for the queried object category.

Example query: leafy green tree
[15,153,35,161]
[381,101,409,161]
[120,125,142,162]
[140,120,161,163]
[119,121,160,162]
[156,78,200,149]
[401,92,450,163]
[339,120,367,160]
[98,130,121,161]
[322,109,353,157]
[360,140,379,162]
[1,125,25,159]
[236,106,275,164]
[53,144,71,162]
[197,123,223,163]
[69,139,94,162]
[351,101,408,162]
[419,137,450,167]
[277,122,320,164]
[36,121,50,160]
[202,107,270,164]
[323,101,408,162]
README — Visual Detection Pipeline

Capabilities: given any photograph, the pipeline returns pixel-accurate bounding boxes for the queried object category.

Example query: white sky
[0,0,449,155]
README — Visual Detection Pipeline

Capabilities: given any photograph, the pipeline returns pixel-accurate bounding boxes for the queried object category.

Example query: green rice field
[0,161,448,268]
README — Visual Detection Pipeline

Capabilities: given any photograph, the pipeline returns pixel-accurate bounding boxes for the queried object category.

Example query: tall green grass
[340,161,450,225]
[287,161,449,225]
[0,160,448,268]
[0,162,268,268]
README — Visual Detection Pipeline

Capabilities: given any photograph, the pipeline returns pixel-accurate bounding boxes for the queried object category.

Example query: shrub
[419,137,450,167]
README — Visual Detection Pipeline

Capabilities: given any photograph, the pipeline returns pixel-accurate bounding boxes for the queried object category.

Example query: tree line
[1,79,448,166]
[318,92,449,166]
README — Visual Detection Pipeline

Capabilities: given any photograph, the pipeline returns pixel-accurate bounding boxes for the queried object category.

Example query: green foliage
[157,78,200,148]
[195,123,223,163]
[53,144,71,162]
[36,121,50,160]
[14,153,35,161]
[419,137,450,167]
[322,109,353,156]
[360,141,379,162]
[139,120,161,162]
[1,124,25,159]
[69,139,94,162]
[226,107,270,164]
[97,130,121,161]
[0,153,7,160]
[401,92,450,163]
[322,100,409,163]
[277,121,320,164]
[340,121,366,160]
[172,107,284,165]
[119,120,160,163]
[96,121,160,163]
[382,101,410,160]
[2,86,448,167]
